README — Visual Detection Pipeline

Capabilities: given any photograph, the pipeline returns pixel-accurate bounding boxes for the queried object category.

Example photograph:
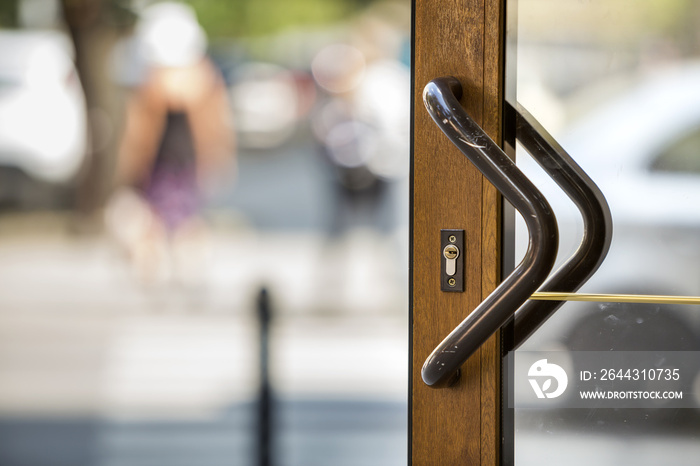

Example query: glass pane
[511,300,700,465]
[0,1,409,465]
[511,1,700,464]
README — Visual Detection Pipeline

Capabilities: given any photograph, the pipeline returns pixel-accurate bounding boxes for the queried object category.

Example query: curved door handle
[508,102,612,349]
[421,77,559,388]
[421,77,612,388]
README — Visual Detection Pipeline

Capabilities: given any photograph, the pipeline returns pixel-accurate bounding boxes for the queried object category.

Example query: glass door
[509,1,700,464]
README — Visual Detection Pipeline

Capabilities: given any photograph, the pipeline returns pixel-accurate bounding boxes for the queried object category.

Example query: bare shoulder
[146,60,221,110]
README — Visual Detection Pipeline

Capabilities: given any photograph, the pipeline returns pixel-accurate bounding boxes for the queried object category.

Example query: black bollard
[256,287,273,466]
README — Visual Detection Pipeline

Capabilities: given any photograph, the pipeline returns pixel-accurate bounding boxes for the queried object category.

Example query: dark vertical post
[257,287,273,466]
[61,0,128,223]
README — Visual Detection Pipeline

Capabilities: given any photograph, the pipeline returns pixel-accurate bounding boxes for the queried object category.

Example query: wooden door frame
[410,0,507,464]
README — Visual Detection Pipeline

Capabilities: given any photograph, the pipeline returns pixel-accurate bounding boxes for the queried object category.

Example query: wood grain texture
[480,2,505,465]
[411,0,504,464]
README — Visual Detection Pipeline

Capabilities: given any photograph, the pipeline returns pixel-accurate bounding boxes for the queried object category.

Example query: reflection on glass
[513,1,700,465]
[515,303,700,466]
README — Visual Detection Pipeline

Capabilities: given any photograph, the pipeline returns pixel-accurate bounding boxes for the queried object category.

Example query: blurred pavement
[0,212,408,465]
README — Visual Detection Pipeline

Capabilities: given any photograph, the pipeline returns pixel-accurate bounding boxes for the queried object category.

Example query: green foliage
[107,0,138,28]
[0,0,19,28]
[184,0,360,38]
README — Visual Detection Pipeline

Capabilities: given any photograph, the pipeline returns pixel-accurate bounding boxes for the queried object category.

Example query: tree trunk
[61,0,128,228]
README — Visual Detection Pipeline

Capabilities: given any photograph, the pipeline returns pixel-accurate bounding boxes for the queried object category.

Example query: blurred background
[513,1,700,465]
[0,0,409,465]
[7,0,700,464]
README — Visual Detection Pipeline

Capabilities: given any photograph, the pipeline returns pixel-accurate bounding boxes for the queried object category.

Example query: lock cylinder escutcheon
[440,229,464,292]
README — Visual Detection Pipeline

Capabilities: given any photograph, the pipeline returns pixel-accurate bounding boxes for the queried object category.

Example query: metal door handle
[421,77,559,388]
[508,102,612,349]
[421,77,611,388]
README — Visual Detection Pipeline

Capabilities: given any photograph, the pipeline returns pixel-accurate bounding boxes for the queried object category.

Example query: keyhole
[443,244,459,276]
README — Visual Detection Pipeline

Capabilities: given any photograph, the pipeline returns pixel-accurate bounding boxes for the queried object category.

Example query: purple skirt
[144,164,200,232]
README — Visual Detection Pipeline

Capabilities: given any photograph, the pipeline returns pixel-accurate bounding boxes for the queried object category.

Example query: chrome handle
[421,77,559,388]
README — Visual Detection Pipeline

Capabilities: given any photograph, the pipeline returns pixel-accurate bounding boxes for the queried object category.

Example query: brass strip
[530,292,700,306]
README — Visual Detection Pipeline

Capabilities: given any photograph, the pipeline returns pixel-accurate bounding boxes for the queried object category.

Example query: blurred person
[109,2,234,286]
[309,36,409,314]
[310,39,409,237]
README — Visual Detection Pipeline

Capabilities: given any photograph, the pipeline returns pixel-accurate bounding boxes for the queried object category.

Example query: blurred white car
[517,62,700,350]
[0,30,87,184]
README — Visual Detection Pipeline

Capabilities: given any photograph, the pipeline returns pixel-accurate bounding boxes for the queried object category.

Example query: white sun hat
[137,2,207,67]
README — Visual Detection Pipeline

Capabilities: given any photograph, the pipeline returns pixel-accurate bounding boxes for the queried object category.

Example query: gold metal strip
[530,292,700,306]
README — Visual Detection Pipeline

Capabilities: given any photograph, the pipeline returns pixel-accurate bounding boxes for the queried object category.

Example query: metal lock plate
[440,229,464,292]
